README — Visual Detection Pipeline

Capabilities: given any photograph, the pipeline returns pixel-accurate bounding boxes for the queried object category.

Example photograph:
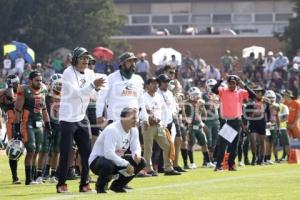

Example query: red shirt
[218,87,249,119]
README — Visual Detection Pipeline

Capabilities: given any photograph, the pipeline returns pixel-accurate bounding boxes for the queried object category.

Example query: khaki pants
[142,125,173,171]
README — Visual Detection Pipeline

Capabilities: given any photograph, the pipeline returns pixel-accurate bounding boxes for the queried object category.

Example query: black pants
[90,155,145,190]
[216,118,241,168]
[57,119,91,186]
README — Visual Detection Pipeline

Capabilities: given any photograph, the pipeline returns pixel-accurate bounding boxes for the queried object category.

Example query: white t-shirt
[157,88,177,125]
[3,59,12,69]
[15,57,25,70]
[96,70,148,122]
[143,91,166,126]
[293,56,300,65]
[89,121,141,167]
[59,66,96,122]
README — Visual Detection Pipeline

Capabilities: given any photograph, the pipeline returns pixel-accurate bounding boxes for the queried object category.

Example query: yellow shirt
[279,103,289,129]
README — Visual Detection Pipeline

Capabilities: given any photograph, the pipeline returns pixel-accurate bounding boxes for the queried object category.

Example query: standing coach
[212,75,256,171]
[56,47,105,193]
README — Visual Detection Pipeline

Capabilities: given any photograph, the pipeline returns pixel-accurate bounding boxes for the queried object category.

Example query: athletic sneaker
[49,176,58,184]
[228,166,237,171]
[164,170,181,176]
[56,184,68,193]
[214,166,223,172]
[280,157,287,162]
[12,177,21,184]
[238,162,245,167]
[35,176,45,184]
[183,164,191,170]
[147,170,158,177]
[204,162,216,168]
[173,166,187,172]
[189,163,197,169]
[265,160,274,165]
[25,180,38,185]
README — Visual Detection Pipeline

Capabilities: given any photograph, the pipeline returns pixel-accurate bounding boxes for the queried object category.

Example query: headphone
[71,47,80,66]
[71,47,88,66]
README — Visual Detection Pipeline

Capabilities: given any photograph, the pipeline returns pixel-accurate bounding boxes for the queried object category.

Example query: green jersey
[22,85,47,122]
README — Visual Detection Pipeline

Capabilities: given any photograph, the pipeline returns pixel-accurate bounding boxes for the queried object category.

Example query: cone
[222,153,230,169]
[288,149,300,164]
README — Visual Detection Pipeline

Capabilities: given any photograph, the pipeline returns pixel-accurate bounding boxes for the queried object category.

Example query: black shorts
[249,120,266,135]
[87,107,100,136]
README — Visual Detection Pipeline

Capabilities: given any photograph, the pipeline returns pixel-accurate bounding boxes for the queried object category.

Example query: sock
[36,169,43,178]
[252,152,256,160]
[181,149,188,166]
[282,151,286,159]
[275,154,278,160]
[50,168,56,177]
[188,150,194,164]
[243,151,249,162]
[9,159,18,180]
[75,166,81,176]
[203,152,210,163]
[32,166,37,180]
[213,145,219,161]
[44,164,50,177]
[25,165,32,183]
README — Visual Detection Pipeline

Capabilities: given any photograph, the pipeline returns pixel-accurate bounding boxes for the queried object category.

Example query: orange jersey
[284,100,300,124]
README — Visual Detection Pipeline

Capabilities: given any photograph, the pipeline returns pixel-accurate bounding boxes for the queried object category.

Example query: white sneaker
[35,176,44,184]
[238,162,245,167]
[206,162,216,168]
[49,176,58,183]
[189,163,197,169]
[266,160,274,165]
[28,181,39,185]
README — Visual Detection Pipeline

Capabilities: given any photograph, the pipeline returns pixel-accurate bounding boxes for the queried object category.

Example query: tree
[0,0,126,60]
[282,0,300,59]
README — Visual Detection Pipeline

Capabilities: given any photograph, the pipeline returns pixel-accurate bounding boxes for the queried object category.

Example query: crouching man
[89,107,145,193]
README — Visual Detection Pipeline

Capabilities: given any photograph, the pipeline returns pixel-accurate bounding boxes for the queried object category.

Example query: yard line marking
[39,170,298,200]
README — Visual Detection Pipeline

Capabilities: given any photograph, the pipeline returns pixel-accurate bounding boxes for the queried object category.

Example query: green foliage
[0,0,126,60]
[282,0,300,59]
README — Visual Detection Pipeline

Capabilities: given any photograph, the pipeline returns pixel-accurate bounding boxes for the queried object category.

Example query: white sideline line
[39,170,297,200]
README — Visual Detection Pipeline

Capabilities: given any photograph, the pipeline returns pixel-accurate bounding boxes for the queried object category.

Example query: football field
[0,153,299,200]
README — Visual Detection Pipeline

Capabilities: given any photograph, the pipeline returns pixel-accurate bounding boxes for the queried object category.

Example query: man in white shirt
[96,52,149,129]
[142,77,181,176]
[153,74,180,172]
[135,54,150,81]
[14,54,25,76]
[3,54,12,76]
[293,49,300,68]
[89,107,145,193]
[56,47,106,193]
[157,74,177,131]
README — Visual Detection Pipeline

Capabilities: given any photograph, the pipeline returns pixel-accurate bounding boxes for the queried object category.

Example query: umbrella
[92,47,114,61]
[242,46,265,59]
[152,48,182,66]
[3,41,35,63]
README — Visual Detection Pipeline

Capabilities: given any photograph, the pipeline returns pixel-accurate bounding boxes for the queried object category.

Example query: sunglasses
[89,61,96,65]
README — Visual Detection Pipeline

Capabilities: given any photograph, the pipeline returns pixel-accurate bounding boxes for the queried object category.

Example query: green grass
[0,152,299,200]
